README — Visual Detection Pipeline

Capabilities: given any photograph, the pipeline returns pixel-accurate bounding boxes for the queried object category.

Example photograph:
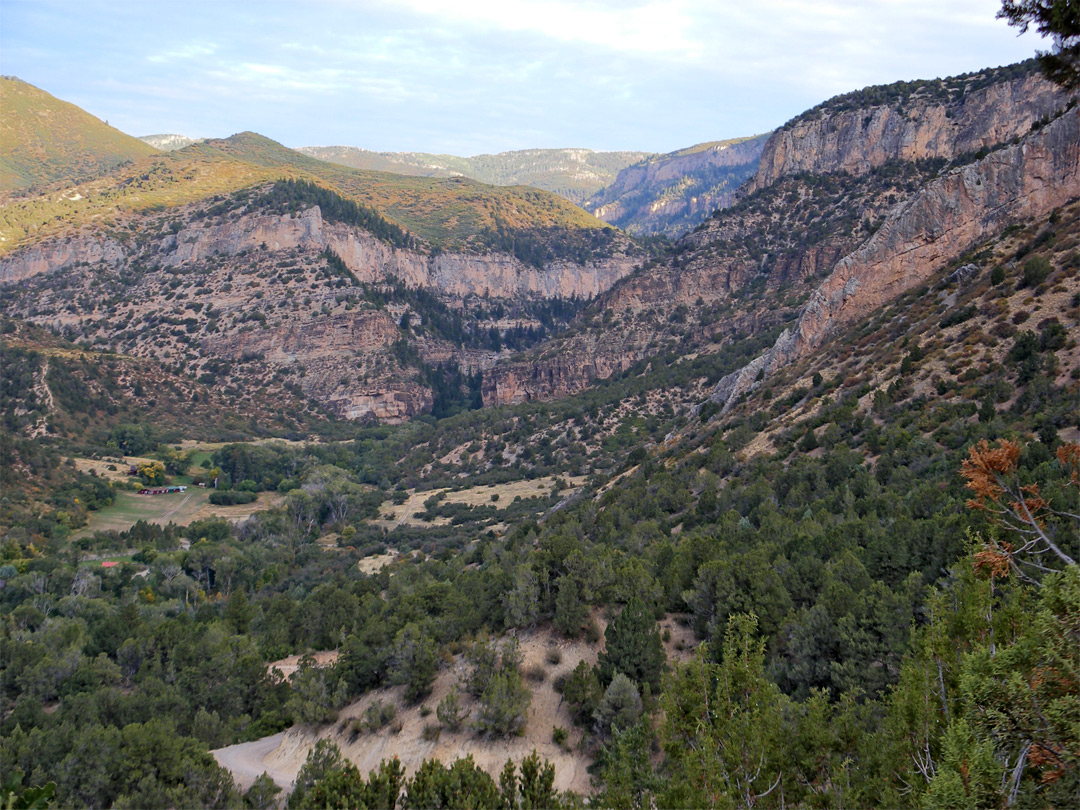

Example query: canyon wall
[713,108,1080,407]
[750,73,1067,192]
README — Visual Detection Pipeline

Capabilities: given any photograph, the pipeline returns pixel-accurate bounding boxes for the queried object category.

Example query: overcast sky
[1,0,1046,156]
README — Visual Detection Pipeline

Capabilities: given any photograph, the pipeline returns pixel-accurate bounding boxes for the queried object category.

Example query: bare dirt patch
[216,612,702,799]
[357,551,399,575]
[370,476,586,531]
[69,455,154,482]
[220,618,616,797]
[268,650,340,681]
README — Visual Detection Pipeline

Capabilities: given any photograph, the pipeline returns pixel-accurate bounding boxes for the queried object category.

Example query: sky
[0,0,1047,156]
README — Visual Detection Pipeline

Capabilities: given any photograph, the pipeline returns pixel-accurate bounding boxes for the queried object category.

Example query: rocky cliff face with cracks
[0,200,638,422]
[1,205,639,303]
[749,72,1067,192]
[587,135,769,237]
[712,108,1080,408]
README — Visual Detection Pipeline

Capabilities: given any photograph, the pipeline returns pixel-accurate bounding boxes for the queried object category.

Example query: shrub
[1020,255,1052,288]
[363,699,397,732]
[524,663,546,684]
[436,686,466,732]
[209,490,256,506]
[474,669,531,737]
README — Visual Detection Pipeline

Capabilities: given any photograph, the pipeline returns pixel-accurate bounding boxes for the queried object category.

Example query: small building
[136,486,186,495]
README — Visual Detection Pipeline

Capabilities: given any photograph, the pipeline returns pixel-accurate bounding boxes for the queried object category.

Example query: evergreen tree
[596,598,665,690]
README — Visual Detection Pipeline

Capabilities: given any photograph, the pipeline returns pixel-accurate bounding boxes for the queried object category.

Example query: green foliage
[362,699,397,732]
[562,660,602,727]
[596,598,665,691]
[594,672,643,735]
[999,1,1080,89]
[388,623,440,704]
[437,685,466,731]
[474,667,531,738]
[1020,254,1053,287]
[261,179,414,249]
[243,773,282,810]
[661,614,787,809]
[596,719,659,810]
[286,655,348,725]
[0,780,56,810]
[554,576,587,637]
[209,489,257,505]
[403,755,501,809]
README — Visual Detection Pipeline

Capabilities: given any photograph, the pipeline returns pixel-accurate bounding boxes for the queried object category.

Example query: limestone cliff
[749,69,1067,193]
[0,198,638,423]
[587,135,769,237]
[0,234,124,284]
[713,108,1080,407]
[53,206,638,303]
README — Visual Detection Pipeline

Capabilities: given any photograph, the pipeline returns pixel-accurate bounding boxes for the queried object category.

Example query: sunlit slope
[0,129,613,254]
[0,77,158,193]
[300,145,652,205]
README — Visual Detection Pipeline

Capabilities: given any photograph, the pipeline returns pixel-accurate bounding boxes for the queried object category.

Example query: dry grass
[370,476,586,529]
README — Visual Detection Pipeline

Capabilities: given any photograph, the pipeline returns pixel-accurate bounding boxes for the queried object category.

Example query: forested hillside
[1,51,1078,810]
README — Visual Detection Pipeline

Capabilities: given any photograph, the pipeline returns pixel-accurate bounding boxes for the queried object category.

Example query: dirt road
[212,732,295,792]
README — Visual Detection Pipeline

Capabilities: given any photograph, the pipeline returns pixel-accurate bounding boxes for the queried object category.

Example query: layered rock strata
[713,108,1080,407]
[750,72,1066,192]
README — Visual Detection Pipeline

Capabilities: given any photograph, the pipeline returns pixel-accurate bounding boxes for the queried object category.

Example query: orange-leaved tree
[961,439,1078,582]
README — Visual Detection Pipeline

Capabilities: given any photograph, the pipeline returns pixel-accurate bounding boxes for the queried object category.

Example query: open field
[69,455,155,483]
[73,489,283,538]
[370,475,587,530]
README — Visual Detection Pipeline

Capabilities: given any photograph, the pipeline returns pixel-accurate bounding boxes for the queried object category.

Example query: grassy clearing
[371,475,586,529]
[74,489,283,538]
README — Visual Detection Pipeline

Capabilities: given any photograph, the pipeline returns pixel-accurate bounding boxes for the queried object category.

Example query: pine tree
[596,598,665,690]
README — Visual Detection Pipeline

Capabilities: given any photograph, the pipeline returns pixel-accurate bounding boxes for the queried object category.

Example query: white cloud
[376,0,703,59]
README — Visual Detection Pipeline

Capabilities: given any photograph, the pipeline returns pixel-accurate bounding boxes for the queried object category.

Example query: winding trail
[392,492,423,530]
[212,732,295,792]
[160,492,192,521]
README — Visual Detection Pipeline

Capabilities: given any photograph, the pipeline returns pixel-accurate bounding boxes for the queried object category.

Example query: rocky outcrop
[749,72,1067,192]
[482,346,642,407]
[10,206,638,303]
[714,108,1080,407]
[0,199,637,423]
[0,234,124,283]
[586,135,769,237]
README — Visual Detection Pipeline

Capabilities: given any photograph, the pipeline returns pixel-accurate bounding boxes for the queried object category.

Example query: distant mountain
[0,76,158,193]
[138,133,205,151]
[298,146,652,205]
[584,134,770,238]
[0,128,623,256]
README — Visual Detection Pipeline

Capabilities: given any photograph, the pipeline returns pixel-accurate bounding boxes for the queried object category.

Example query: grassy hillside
[0,77,158,193]
[299,145,652,204]
[0,130,614,254]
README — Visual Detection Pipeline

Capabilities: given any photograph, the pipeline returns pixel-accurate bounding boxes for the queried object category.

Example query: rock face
[586,135,769,237]
[486,69,1079,411]
[0,235,124,284]
[0,200,639,423]
[4,206,638,304]
[713,108,1080,407]
[749,72,1066,192]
